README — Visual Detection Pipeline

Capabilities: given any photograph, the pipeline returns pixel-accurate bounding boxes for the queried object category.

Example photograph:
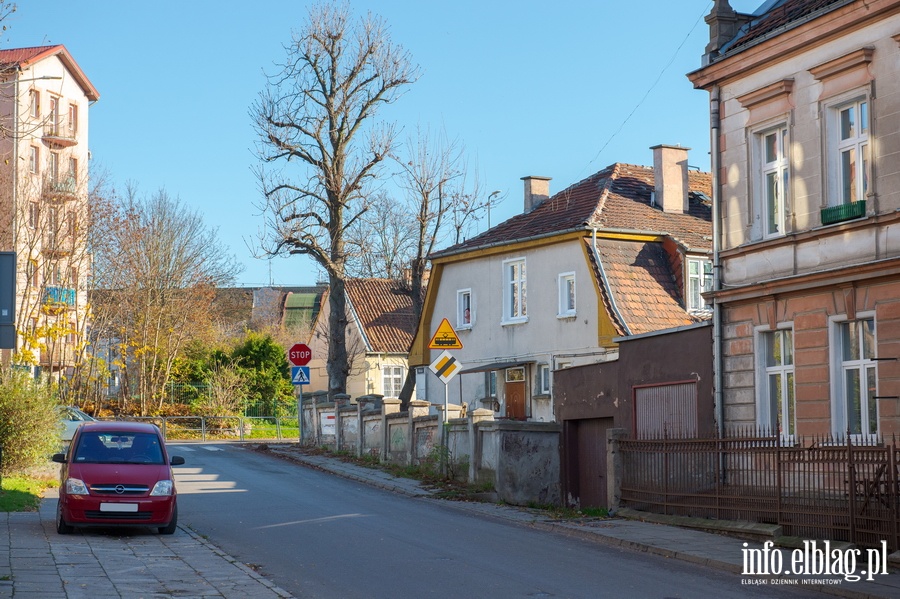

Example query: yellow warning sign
[428,318,463,350]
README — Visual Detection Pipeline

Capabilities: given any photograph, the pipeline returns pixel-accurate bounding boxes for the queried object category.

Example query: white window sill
[501,317,528,327]
[456,324,472,331]
[557,313,577,320]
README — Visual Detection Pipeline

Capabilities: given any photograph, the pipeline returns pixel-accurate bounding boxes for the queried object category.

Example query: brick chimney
[521,176,551,213]
[651,144,690,215]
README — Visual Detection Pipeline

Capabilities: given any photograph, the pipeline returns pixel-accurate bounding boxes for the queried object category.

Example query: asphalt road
[171,443,825,599]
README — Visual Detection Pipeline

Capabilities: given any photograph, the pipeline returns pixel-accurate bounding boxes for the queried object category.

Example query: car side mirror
[170,455,185,466]
[51,453,66,464]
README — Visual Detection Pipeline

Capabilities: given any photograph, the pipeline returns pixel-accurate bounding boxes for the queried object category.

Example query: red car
[52,421,185,535]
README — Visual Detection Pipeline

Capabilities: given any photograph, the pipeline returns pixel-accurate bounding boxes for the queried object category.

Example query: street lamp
[487,190,501,230]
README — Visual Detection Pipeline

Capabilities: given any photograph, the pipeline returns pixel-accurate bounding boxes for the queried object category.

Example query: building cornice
[688,0,900,90]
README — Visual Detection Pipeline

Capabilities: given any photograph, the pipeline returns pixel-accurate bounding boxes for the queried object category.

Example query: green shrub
[0,369,60,475]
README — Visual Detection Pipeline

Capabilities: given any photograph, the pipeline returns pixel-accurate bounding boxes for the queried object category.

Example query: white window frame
[49,152,59,185]
[502,257,527,324]
[755,124,790,238]
[829,313,878,439]
[755,326,796,440]
[29,89,39,119]
[382,365,404,399]
[686,257,712,312]
[557,272,576,317]
[27,202,38,229]
[68,103,78,136]
[457,288,472,329]
[29,146,39,174]
[538,364,551,395]
[49,96,60,135]
[825,93,870,207]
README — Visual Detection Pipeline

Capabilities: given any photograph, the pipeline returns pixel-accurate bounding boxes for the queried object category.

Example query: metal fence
[618,430,899,550]
[111,415,300,443]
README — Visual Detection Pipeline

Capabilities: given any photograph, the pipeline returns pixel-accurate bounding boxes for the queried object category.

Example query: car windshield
[73,432,164,465]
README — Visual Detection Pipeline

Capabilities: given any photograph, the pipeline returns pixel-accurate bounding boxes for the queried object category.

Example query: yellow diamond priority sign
[428,318,463,350]
[430,350,462,384]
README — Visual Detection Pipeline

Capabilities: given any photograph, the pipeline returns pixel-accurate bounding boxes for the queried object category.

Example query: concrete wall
[300,396,561,506]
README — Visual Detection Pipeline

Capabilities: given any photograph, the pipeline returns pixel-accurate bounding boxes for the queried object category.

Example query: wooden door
[505,380,526,420]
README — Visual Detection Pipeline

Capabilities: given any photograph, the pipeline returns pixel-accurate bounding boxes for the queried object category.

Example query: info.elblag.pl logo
[742,540,889,583]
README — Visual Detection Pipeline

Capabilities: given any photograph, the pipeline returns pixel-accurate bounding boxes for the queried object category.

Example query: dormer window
[687,258,712,312]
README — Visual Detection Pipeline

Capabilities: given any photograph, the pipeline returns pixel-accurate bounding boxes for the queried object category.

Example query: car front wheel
[158,504,177,535]
[56,501,73,535]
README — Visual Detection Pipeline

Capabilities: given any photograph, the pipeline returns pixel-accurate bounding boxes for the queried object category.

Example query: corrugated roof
[345,279,420,354]
[432,162,712,259]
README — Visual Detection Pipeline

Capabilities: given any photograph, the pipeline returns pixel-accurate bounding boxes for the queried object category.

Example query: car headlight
[65,478,89,495]
[150,480,174,496]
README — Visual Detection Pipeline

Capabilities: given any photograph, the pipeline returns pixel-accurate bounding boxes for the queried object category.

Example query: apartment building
[0,45,99,376]
[689,0,900,438]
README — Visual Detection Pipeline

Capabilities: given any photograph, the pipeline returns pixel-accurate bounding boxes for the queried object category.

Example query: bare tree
[344,191,417,279]
[347,128,490,407]
[251,1,418,399]
[91,187,241,415]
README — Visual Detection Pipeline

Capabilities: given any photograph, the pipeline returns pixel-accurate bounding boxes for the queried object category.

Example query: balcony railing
[42,122,77,147]
[44,176,78,201]
[821,200,866,225]
[44,286,76,307]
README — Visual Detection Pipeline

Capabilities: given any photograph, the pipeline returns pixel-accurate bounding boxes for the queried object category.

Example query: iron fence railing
[618,430,899,550]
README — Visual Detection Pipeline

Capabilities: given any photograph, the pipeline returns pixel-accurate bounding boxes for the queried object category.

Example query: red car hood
[66,463,173,487]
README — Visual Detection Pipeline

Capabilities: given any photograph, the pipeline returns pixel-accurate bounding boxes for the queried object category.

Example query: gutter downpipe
[710,84,725,443]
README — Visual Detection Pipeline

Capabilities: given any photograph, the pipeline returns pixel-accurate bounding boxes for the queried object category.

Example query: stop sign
[288,343,312,366]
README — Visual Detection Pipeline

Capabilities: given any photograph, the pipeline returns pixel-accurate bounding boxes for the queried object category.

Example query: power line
[583,3,713,174]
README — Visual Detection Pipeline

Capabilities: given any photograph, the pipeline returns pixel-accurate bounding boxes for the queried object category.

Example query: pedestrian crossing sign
[291,366,311,385]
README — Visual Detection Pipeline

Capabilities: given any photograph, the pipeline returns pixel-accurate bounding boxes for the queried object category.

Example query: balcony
[43,176,78,202]
[821,200,866,226]
[42,122,77,148]
[44,285,76,307]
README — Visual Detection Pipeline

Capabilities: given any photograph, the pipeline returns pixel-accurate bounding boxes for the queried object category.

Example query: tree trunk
[327,273,349,400]
[398,256,427,410]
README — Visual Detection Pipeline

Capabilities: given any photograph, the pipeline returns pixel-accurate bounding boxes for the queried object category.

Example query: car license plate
[100,503,138,512]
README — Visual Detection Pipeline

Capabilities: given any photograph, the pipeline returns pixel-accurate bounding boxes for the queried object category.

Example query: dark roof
[725,0,852,54]
[346,279,420,354]
[432,162,712,259]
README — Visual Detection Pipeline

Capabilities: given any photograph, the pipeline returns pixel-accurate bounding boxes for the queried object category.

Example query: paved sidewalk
[2,444,900,598]
[0,491,293,599]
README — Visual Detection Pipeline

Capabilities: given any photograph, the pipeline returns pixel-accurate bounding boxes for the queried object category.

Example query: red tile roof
[346,279,420,354]
[433,162,712,259]
[587,238,703,336]
[0,44,100,101]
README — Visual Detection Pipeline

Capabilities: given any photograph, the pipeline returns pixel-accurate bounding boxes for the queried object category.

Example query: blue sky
[7,1,761,287]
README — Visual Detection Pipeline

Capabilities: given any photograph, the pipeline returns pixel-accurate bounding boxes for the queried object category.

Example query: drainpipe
[710,85,724,440]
